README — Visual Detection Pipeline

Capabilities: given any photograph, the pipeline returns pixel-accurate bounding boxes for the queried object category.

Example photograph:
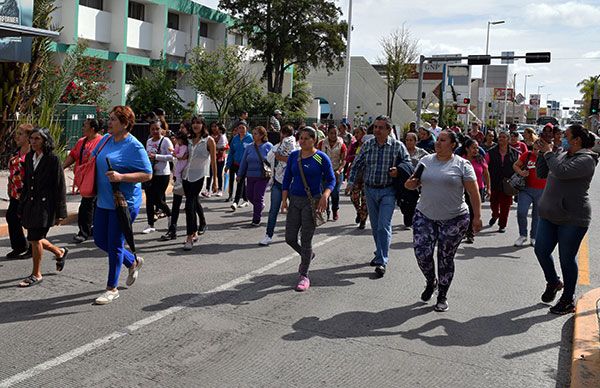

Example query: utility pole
[512,73,517,123]
[341,0,353,122]
[481,20,505,127]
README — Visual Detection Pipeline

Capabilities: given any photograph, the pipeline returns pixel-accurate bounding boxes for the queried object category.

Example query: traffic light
[463,98,471,104]
[525,52,551,63]
[468,55,491,65]
[591,98,600,114]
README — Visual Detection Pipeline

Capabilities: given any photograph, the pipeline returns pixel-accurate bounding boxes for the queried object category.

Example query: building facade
[50,0,252,112]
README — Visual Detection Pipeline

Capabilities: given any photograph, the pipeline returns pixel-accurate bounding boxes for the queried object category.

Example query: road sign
[493,88,514,101]
[456,105,468,114]
[530,94,541,107]
[432,54,462,64]
[420,63,444,73]
[501,51,515,64]
[574,99,584,105]
[486,65,509,88]
[515,93,525,104]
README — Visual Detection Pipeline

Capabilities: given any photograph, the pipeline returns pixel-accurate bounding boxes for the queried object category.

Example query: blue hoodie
[226,132,253,168]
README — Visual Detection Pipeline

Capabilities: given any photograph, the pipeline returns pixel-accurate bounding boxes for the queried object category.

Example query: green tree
[577,75,600,117]
[187,45,260,120]
[126,60,185,119]
[61,54,113,113]
[218,0,347,94]
[379,24,419,120]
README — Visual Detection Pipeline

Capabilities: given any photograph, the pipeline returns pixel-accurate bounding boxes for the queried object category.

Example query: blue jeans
[93,206,139,289]
[516,187,543,238]
[327,175,342,213]
[266,181,283,238]
[365,186,396,266]
[534,217,588,301]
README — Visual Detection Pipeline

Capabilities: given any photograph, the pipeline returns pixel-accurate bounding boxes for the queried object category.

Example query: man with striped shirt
[347,115,410,277]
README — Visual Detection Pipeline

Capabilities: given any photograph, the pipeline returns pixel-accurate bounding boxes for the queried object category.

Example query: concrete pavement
[0,178,598,387]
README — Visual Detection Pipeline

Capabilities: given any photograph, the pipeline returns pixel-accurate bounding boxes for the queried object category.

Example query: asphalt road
[1,176,598,387]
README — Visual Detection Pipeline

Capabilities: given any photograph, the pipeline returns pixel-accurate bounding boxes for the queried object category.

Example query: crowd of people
[4,107,598,314]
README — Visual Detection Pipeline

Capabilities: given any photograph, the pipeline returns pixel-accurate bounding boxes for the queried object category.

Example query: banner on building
[0,0,34,63]
[529,94,541,107]
[493,88,514,101]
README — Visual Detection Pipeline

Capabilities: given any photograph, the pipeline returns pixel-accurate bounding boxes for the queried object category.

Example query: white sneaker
[530,238,536,247]
[126,257,144,286]
[183,240,193,251]
[259,235,272,246]
[514,236,528,247]
[230,203,238,211]
[216,190,223,197]
[142,225,156,234]
[95,290,119,305]
[239,201,249,208]
[201,191,211,198]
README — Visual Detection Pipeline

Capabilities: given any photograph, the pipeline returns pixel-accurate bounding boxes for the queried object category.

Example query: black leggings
[145,174,171,227]
[183,178,206,236]
[207,160,225,191]
[229,164,247,204]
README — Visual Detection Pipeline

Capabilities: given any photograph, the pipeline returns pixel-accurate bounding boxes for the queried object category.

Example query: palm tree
[577,75,600,117]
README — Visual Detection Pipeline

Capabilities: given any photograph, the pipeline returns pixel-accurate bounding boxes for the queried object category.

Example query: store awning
[0,22,59,39]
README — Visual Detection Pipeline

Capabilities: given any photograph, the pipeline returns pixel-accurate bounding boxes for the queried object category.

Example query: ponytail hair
[569,124,595,149]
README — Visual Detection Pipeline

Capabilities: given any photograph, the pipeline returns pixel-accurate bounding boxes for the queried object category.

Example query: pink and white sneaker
[295,276,310,292]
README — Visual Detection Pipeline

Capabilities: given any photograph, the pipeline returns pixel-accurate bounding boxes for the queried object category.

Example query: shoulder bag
[503,151,532,196]
[297,152,327,227]
[75,135,111,197]
[255,143,273,179]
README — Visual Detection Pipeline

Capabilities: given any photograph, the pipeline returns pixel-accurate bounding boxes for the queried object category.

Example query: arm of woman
[55,159,68,223]
[208,137,218,192]
[155,138,174,162]
[543,152,597,180]
[464,180,482,233]
[237,147,250,181]
[513,158,528,176]
[63,154,75,169]
[483,166,491,197]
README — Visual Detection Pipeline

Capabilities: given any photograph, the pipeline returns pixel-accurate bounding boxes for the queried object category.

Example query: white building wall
[127,18,153,52]
[105,0,127,53]
[78,6,112,44]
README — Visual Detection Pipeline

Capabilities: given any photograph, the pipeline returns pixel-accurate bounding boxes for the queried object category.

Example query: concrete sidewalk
[572,288,600,387]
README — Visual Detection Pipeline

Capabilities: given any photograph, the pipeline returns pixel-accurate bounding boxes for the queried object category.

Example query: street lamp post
[523,74,533,122]
[481,20,505,127]
[341,0,353,122]
[536,85,545,120]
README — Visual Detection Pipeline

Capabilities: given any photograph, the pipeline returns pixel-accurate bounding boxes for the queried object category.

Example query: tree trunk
[389,91,395,120]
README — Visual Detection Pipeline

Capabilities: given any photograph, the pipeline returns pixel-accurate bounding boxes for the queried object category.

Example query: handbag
[254,143,272,179]
[297,152,327,227]
[502,152,532,196]
[142,136,164,190]
[75,135,111,197]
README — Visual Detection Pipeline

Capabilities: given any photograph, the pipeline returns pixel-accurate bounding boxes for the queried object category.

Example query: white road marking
[0,235,343,387]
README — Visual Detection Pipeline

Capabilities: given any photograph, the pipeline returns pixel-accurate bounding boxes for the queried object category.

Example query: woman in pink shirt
[461,138,490,243]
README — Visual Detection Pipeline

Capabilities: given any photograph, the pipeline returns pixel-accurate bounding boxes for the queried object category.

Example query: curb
[0,186,173,239]
[571,288,600,388]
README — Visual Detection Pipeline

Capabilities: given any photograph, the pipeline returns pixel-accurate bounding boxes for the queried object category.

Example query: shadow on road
[0,290,100,324]
[282,303,560,345]
[455,244,528,261]
[141,262,371,312]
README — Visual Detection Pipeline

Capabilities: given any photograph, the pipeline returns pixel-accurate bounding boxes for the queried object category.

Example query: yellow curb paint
[578,234,590,286]
[571,288,600,388]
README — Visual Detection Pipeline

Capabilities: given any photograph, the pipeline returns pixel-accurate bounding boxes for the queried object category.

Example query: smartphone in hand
[414,163,425,180]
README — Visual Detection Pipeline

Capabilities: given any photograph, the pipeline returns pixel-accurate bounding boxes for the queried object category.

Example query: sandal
[55,247,69,272]
[18,275,43,287]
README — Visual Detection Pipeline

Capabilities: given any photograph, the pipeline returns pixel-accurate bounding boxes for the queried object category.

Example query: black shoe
[434,295,449,312]
[541,280,564,303]
[549,298,575,315]
[375,265,386,278]
[464,235,474,244]
[224,197,232,202]
[72,234,87,244]
[6,249,27,259]
[20,246,32,259]
[160,230,177,241]
[355,215,360,224]
[369,258,378,266]
[498,227,506,233]
[55,247,69,272]
[489,217,498,226]
[198,224,207,235]
[358,221,366,229]
[421,279,438,302]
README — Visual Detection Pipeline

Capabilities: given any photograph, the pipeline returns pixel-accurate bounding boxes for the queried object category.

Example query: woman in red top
[512,142,547,246]
[5,124,34,259]
[509,131,528,154]
[63,118,104,243]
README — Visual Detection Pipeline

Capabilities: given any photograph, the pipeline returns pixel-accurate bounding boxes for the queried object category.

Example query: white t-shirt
[416,154,476,220]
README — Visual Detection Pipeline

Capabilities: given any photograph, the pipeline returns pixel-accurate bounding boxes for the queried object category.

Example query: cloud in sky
[202,0,599,105]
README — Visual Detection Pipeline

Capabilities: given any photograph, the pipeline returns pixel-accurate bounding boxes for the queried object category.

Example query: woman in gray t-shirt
[405,131,482,312]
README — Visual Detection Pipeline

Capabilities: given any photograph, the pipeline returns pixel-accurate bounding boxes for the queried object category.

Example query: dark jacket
[417,137,435,153]
[487,145,519,192]
[18,152,67,229]
[536,149,598,227]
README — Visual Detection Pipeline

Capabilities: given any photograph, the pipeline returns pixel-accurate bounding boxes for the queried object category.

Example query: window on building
[234,33,244,46]
[199,22,209,38]
[167,12,179,30]
[128,1,145,21]
[125,64,144,84]
[80,0,103,10]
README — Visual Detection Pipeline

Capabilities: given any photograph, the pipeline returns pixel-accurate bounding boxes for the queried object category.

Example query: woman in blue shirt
[225,121,253,210]
[282,127,335,292]
[238,126,273,226]
[92,106,152,305]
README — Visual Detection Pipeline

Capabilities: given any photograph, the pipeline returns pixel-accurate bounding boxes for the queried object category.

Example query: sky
[203,0,600,109]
